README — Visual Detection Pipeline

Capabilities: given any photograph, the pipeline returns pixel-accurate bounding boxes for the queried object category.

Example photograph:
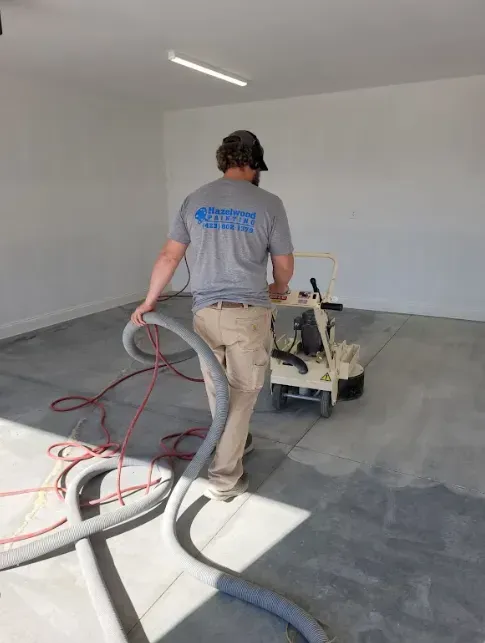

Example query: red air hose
[0,326,204,546]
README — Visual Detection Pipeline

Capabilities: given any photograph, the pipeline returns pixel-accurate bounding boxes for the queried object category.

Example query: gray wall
[0,75,166,339]
[164,75,485,321]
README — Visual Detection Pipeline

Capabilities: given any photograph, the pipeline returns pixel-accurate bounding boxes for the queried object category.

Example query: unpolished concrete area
[1,299,484,643]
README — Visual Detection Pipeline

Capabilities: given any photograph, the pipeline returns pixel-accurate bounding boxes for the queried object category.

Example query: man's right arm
[269,197,294,294]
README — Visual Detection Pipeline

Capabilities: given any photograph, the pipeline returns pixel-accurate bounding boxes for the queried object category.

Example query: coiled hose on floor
[0,312,327,643]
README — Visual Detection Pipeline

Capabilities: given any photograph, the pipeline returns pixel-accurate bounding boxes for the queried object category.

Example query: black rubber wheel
[272,384,289,411]
[338,368,365,401]
[320,390,333,418]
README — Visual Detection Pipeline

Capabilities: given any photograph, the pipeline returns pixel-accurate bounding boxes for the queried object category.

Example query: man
[132,130,294,500]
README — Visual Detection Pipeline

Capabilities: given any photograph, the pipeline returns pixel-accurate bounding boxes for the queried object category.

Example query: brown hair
[216,140,253,173]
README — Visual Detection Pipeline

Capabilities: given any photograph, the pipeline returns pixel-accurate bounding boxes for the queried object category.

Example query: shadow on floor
[129,455,485,643]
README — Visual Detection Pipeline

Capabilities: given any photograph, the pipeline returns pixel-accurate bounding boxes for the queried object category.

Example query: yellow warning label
[320,373,331,382]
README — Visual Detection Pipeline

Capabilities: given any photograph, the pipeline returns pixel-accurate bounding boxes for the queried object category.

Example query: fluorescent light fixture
[168,50,247,87]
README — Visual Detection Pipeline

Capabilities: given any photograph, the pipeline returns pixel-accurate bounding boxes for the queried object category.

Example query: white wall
[164,75,485,321]
[0,76,166,339]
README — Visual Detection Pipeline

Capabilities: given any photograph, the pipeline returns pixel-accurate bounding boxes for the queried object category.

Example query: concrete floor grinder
[270,252,364,417]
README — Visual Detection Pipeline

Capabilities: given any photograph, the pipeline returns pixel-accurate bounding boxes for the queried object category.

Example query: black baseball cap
[222,130,268,171]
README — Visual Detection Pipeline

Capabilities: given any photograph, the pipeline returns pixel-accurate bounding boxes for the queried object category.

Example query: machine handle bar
[321,302,343,312]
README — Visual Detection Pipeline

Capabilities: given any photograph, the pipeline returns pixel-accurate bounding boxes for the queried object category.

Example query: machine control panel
[270,289,321,308]
[297,291,313,304]
[271,276,342,311]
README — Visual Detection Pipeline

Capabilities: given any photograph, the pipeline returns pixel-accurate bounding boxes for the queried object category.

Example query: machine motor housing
[296,309,324,356]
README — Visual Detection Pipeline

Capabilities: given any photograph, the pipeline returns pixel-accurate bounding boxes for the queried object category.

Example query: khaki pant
[194,304,271,491]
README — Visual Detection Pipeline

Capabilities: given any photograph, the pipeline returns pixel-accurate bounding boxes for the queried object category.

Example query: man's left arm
[144,239,188,308]
[131,239,187,326]
[131,199,190,326]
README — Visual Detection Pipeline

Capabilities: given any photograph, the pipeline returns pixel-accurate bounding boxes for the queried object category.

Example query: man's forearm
[145,254,181,306]
[273,273,292,291]
[272,255,294,291]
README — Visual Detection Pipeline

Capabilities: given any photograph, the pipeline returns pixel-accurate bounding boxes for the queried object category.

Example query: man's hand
[131,301,155,327]
[269,282,289,297]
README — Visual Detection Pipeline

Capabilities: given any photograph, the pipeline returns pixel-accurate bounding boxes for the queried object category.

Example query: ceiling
[1,0,485,109]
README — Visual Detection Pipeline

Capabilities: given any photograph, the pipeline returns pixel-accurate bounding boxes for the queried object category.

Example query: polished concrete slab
[0,375,290,639]
[0,374,89,533]
[1,301,485,643]
[133,449,485,643]
[1,420,289,641]
[0,315,188,394]
[298,315,485,492]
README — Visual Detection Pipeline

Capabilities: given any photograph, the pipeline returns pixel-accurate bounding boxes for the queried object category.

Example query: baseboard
[2,291,481,342]
[339,296,485,323]
[0,292,145,341]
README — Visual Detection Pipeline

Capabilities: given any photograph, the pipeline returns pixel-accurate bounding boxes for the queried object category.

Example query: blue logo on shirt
[195,207,208,224]
[195,206,256,234]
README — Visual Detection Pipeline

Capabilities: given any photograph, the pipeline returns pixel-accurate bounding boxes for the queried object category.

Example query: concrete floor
[1,299,485,643]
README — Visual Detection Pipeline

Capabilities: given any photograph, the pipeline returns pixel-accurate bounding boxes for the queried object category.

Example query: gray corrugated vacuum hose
[0,311,328,643]
[0,457,173,643]
[124,312,328,643]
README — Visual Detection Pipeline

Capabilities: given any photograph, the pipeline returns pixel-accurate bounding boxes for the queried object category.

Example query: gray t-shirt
[169,177,293,312]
